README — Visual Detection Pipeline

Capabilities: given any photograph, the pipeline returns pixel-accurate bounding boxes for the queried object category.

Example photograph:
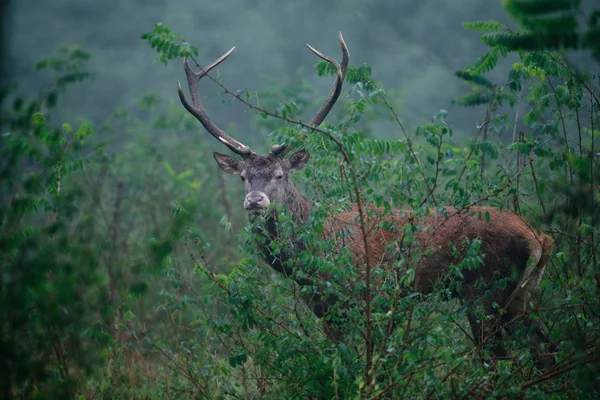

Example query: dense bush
[1,1,599,398]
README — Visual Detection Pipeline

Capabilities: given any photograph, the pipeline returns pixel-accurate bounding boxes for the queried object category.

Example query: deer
[176,33,555,361]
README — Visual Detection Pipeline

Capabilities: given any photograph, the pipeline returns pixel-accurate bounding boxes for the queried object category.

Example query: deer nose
[247,195,264,205]
[244,191,270,210]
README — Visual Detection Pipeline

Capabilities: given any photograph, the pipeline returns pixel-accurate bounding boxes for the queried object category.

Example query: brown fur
[327,205,552,294]
[284,200,554,358]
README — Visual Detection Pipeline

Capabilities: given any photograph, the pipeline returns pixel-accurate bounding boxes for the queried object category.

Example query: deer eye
[240,176,246,182]
[275,175,283,180]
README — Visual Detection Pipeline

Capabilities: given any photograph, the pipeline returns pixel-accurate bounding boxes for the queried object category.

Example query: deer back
[323,205,552,295]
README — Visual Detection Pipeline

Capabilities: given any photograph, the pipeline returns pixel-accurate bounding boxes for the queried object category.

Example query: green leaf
[481,31,579,52]
[462,20,508,32]
[130,281,148,296]
[62,123,72,134]
[455,70,495,88]
[504,0,581,17]
[452,91,493,107]
[465,48,499,75]
[163,161,175,177]
[513,61,547,80]
[177,169,193,180]
[478,141,499,160]
[32,112,45,125]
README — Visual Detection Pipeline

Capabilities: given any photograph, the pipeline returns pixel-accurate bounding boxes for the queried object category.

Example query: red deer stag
[177,33,554,359]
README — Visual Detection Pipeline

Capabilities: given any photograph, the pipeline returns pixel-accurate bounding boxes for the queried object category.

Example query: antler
[177,47,252,157]
[271,32,350,157]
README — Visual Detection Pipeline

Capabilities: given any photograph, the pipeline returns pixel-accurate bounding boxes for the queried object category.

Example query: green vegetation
[1,0,599,398]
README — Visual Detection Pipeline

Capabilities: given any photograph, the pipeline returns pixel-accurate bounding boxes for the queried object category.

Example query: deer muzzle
[244,191,270,215]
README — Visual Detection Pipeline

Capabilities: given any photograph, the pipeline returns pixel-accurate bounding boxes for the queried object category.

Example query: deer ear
[213,152,243,175]
[288,149,310,172]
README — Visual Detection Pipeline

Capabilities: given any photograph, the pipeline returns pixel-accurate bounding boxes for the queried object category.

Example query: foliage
[1,48,240,398]
[1,55,104,398]
[141,23,199,65]
[2,0,600,399]
[463,0,600,62]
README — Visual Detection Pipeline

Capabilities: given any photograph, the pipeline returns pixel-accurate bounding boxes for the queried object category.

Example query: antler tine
[177,47,252,157]
[272,32,349,157]
[308,32,350,126]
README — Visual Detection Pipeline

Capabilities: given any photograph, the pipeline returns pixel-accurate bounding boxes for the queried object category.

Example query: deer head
[212,150,310,216]
[177,33,349,217]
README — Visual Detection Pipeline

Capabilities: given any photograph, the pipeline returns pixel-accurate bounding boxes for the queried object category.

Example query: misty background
[2,0,520,148]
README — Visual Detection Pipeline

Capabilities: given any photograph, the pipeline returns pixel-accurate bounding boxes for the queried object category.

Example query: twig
[379,95,437,207]
[429,152,534,238]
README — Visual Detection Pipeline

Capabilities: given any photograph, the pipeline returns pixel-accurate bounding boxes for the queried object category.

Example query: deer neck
[260,181,311,251]
[253,183,335,318]
[284,182,312,225]
[252,182,311,275]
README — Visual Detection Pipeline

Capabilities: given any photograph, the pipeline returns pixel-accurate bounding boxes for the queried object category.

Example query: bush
[2,1,599,398]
